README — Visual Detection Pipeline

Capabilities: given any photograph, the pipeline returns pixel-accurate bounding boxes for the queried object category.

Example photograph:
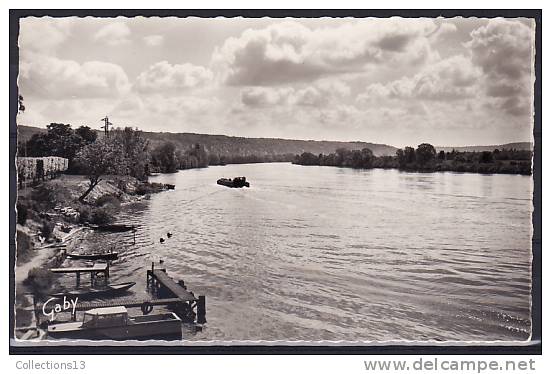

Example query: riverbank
[293,152,532,175]
[14,173,174,333]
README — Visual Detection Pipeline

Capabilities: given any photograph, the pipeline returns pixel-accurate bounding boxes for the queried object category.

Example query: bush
[31,185,57,209]
[16,230,34,264]
[90,207,115,224]
[135,182,165,195]
[116,178,128,193]
[40,220,55,239]
[77,205,91,224]
[16,203,28,225]
[24,267,55,298]
[95,194,121,208]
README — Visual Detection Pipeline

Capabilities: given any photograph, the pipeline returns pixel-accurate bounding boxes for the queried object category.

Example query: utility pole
[100,116,113,137]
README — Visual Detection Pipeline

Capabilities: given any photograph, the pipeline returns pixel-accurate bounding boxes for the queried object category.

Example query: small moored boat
[50,282,136,300]
[47,306,183,340]
[217,176,250,188]
[89,224,136,232]
[66,252,118,261]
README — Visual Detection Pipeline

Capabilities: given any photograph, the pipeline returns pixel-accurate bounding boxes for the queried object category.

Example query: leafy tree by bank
[74,137,125,202]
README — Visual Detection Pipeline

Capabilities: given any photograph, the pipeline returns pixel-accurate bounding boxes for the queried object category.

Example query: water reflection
[70,163,533,342]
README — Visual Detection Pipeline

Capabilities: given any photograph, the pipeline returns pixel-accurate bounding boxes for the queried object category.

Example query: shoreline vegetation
[14,123,182,334]
[15,174,172,332]
[293,143,532,176]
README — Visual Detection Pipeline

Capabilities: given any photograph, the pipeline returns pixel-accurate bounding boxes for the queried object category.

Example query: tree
[479,151,494,164]
[208,153,221,166]
[24,133,49,157]
[75,137,125,202]
[404,146,416,164]
[186,144,208,168]
[75,126,98,144]
[23,123,86,169]
[415,143,436,165]
[152,142,178,173]
[294,152,319,165]
[396,149,406,167]
[360,147,374,168]
[438,150,446,160]
[335,148,350,166]
[111,127,149,180]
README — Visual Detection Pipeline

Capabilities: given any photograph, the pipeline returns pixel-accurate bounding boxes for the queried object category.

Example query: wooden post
[90,272,95,287]
[197,295,206,324]
[32,294,40,329]
[76,272,81,288]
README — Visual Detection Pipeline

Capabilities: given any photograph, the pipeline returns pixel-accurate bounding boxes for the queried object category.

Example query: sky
[17,16,535,147]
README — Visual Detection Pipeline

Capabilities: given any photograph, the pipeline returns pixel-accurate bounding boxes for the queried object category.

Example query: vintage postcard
[10,10,540,350]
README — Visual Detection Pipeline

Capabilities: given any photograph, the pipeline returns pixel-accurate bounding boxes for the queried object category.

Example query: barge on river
[217,176,250,188]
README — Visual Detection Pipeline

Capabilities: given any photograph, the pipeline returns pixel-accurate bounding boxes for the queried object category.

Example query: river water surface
[70,163,533,342]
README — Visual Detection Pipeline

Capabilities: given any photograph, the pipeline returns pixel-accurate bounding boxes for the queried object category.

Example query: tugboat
[217,176,250,188]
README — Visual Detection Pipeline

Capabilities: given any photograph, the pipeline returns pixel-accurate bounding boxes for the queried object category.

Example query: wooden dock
[147,265,206,324]
[50,263,109,287]
[147,269,196,301]
[36,265,206,325]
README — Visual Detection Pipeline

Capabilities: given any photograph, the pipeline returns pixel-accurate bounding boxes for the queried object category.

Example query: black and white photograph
[10,10,540,350]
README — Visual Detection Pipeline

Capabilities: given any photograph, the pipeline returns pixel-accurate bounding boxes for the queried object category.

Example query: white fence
[17,156,69,184]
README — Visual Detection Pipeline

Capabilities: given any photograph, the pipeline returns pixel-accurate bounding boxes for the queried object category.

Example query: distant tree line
[294,143,532,175]
[18,123,298,195]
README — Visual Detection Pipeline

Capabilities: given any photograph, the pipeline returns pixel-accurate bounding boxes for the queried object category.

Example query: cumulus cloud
[143,34,164,46]
[466,18,534,116]
[241,87,293,107]
[467,19,533,81]
[19,17,74,53]
[113,95,144,114]
[19,55,130,99]
[430,22,458,41]
[213,19,438,86]
[135,61,213,93]
[358,55,481,103]
[241,78,351,108]
[93,22,131,46]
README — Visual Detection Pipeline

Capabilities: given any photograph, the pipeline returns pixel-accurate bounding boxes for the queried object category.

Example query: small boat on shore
[47,306,183,340]
[217,176,250,188]
[66,252,118,261]
[50,282,135,299]
[89,224,136,232]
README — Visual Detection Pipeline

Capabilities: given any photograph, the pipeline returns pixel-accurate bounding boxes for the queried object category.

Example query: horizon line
[17,123,533,150]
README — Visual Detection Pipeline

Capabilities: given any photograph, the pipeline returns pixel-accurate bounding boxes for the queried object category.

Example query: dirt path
[15,247,56,286]
[15,226,88,287]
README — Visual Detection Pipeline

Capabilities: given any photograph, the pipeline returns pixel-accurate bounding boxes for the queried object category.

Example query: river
[69,163,533,342]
